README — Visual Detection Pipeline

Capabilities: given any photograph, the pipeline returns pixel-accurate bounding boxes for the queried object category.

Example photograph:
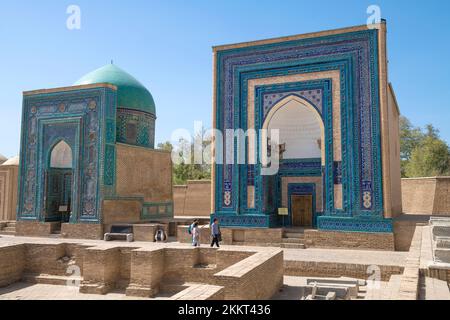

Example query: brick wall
[80,247,122,294]
[16,221,60,237]
[173,180,211,217]
[116,144,172,203]
[0,244,25,287]
[214,249,284,300]
[402,177,450,215]
[304,229,395,251]
[284,260,403,281]
[102,199,142,225]
[126,248,165,297]
[0,241,284,300]
[61,223,104,240]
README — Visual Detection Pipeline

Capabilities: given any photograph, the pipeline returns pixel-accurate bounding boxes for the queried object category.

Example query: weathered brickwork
[284,260,403,282]
[0,244,25,287]
[173,180,211,217]
[126,248,165,297]
[61,223,104,240]
[304,230,395,251]
[16,221,60,237]
[0,240,283,300]
[402,177,450,215]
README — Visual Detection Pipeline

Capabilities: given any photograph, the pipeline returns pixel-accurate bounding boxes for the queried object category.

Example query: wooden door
[291,195,313,227]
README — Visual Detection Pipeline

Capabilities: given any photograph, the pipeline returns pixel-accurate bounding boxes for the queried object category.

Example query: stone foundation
[16,221,59,237]
[304,230,395,251]
[0,244,25,287]
[284,260,403,282]
[61,223,104,240]
[0,240,283,300]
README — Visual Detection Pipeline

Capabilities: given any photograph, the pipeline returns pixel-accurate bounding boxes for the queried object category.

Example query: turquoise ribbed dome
[74,64,156,115]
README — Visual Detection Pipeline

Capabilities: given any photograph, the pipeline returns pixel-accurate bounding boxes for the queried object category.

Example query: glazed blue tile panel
[239,79,332,215]
[317,216,393,233]
[18,87,116,223]
[116,108,155,149]
[103,144,115,186]
[213,28,389,231]
[211,213,277,228]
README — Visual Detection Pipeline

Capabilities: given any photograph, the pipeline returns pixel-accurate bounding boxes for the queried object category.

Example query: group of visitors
[188,218,221,248]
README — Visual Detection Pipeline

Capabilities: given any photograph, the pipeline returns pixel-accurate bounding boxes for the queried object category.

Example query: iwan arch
[211,21,402,247]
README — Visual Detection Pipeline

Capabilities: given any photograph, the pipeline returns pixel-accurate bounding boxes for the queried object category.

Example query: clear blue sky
[0,0,449,158]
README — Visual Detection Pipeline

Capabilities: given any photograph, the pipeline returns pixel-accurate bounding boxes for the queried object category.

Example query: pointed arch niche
[50,140,73,169]
[261,95,325,165]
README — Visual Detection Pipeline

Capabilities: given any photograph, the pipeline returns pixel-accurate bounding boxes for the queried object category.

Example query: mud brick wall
[304,230,395,251]
[215,250,254,270]
[0,244,25,287]
[102,200,142,226]
[284,260,403,281]
[80,247,121,294]
[16,221,59,237]
[116,144,172,203]
[24,243,68,275]
[126,248,165,297]
[214,249,284,300]
[171,284,225,300]
[402,177,450,215]
[61,223,104,240]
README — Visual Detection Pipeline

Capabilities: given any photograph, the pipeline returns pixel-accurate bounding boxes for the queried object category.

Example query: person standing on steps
[210,218,221,248]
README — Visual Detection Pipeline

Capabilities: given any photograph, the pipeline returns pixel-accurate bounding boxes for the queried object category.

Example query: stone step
[306,281,359,297]
[283,232,304,239]
[280,243,306,249]
[3,226,16,232]
[305,284,351,300]
[23,273,83,286]
[49,233,62,238]
[432,226,450,238]
[434,248,450,264]
[436,237,450,249]
[6,221,16,226]
[282,238,304,243]
[307,277,365,287]
[0,231,15,235]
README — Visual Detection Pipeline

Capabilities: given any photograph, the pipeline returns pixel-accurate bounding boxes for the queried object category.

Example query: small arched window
[50,141,73,168]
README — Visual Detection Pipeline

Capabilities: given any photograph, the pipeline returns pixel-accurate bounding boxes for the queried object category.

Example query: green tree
[399,117,450,178]
[158,133,212,185]
[157,141,173,152]
[405,136,450,177]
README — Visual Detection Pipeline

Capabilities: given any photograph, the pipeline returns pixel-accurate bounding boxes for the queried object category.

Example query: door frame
[287,183,316,228]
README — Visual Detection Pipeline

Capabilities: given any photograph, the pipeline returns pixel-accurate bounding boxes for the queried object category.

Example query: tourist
[192,221,200,247]
[188,219,199,245]
[210,218,221,248]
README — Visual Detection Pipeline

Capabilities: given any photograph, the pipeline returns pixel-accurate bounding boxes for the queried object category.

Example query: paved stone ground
[0,234,437,300]
[283,247,408,267]
[0,283,154,300]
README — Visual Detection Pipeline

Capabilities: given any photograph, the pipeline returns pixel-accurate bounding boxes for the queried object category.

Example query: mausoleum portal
[211,22,402,234]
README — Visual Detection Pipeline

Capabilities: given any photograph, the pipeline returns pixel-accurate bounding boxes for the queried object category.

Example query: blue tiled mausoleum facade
[211,23,401,233]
